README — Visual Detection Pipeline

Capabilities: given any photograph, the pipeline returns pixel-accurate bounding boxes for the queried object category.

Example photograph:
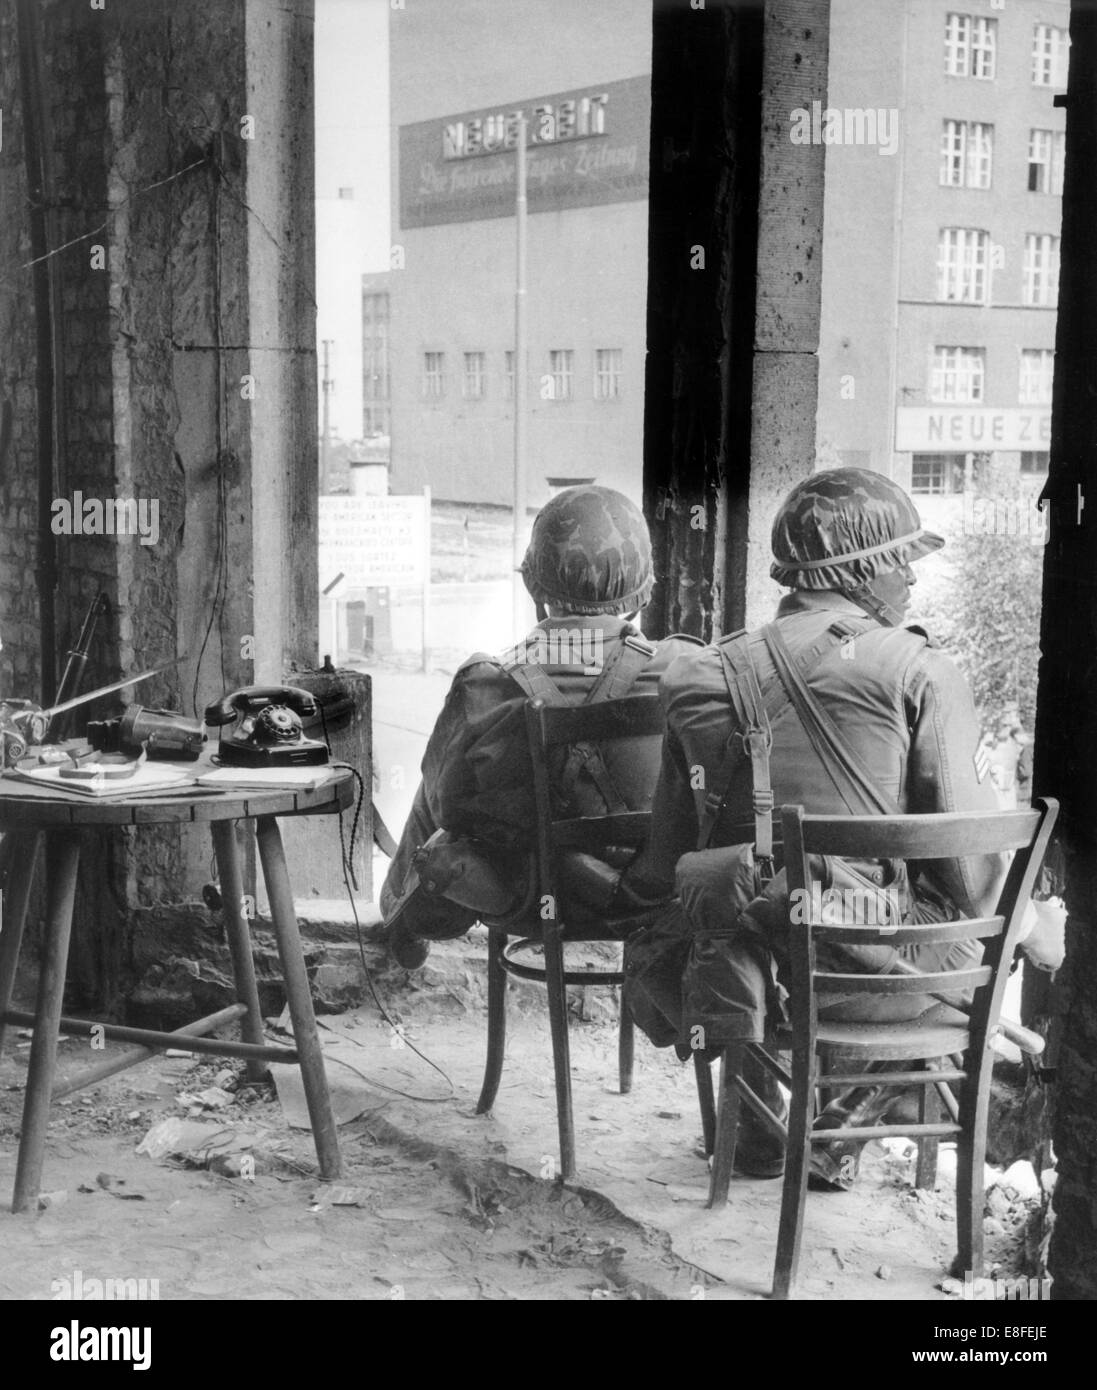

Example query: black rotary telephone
[202,685,330,767]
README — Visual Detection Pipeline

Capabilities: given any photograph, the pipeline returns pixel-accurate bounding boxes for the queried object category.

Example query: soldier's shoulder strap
[582,631,657,703]
[456,646,573,707]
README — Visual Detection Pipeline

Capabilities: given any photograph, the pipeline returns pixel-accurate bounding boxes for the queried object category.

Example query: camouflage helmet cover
[770,467,945,590]
[521,485,654,616]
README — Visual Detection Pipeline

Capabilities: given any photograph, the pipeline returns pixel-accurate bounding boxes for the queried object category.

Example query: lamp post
[512,116,528,639]
[320,338,334,494]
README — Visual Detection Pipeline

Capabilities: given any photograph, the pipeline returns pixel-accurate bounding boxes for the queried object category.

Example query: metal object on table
[86,705,206,761]
[0,769,353,1211]
[47,592,109,741]
[0,659,185,771]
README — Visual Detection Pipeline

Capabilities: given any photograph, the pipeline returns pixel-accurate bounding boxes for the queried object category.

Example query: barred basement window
[593,348,622,400]
[937,228,990,303]
[1023,234,1060,307]
[931,347,985,403]
[549,349,574,400]
[940,120,993,188]
[462,351,486,400]
[1019,349,1054,405]
[422,351,445,399]
[944,14,997,80]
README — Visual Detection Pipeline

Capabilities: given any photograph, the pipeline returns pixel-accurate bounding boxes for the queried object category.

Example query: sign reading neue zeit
[398,75,650,228]
[895,407,1052,452]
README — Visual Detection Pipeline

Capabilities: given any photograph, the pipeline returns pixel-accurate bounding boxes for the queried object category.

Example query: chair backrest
[779,800,1059,1050]
[524,693,664,919]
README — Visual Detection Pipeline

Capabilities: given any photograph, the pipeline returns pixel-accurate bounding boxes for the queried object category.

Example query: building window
[1020,452,1050,474]
[549,349,573,401]
[1032,25,1069,87]
[940,120,993,188]
[911,454,966,495]
[462,351,486,400]
[422,351,445,399]
[593,348,622,401]
[931,347,985,403]
[944,14,997,79]
[936,228,990,304]
[503,350,515,400]
[1019,349,1055,405]
[1027,129,1065,195]
[1023,234,1060,307]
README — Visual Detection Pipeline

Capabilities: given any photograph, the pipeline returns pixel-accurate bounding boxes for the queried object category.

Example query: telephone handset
[203,685,329,767]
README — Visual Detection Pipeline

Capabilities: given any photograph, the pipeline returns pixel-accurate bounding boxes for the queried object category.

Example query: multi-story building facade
[816,0,1067,514]
[385,0,651,506]
[382,0,1066,519]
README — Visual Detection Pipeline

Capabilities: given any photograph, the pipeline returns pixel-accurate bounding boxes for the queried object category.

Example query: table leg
[0,831,43,1058]
[254,814,342,1181]
[12,829,82,1214]
[211,820,267,1083]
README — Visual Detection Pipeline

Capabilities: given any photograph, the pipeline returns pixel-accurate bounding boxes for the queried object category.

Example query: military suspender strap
[760,621,900,818]
[720,637,775,861]
[695,620,871,854]
[696,632,775,859]
[580,632,657,705]
[497,629,652,707]
[499,630,656,815]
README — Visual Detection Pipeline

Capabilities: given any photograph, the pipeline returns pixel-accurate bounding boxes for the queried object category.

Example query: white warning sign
[319,494,429,588]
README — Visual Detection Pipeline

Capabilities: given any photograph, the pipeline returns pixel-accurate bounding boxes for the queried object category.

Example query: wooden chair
[476,693,716,1179]
[707,799,1058,1299]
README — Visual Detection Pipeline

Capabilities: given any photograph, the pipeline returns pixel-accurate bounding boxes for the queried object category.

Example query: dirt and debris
[0,979,1053,1301]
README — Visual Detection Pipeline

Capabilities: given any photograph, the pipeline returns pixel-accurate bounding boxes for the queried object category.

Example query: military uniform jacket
[621,590,1003,919]
[380,615,698,922]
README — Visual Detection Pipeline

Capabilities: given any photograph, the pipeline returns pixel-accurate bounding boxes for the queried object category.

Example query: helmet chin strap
[842,583,906,629]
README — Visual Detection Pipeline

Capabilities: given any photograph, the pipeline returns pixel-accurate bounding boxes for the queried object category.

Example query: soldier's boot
[808,1061,912,1192]
[733,1049,788,1179]
[684,1042,787,1178]
[387,920,432,971]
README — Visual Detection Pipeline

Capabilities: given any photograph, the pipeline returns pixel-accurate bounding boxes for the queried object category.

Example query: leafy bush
[916,456,1044,731]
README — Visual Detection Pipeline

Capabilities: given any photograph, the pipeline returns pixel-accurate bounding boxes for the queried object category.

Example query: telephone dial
[202,686,330,767]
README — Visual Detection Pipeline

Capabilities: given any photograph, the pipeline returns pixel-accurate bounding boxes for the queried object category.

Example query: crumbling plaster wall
[0,0,318,1012]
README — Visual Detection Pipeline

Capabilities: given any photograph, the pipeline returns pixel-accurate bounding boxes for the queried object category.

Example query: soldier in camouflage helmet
[618,467,1058,1185]
[769,467,944,625]
[521,485,656,617]
[382,485,698,970]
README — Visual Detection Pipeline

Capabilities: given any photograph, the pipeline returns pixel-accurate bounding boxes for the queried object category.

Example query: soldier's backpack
[409,632,660,929]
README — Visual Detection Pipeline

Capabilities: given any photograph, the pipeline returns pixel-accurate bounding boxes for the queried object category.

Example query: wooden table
[0,766,355,1212]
